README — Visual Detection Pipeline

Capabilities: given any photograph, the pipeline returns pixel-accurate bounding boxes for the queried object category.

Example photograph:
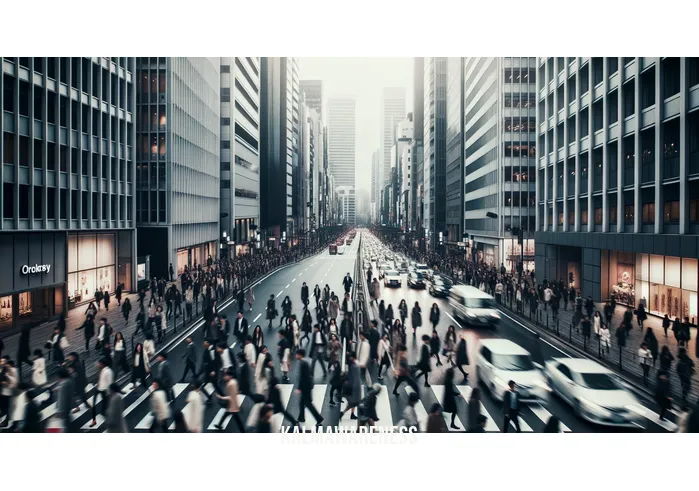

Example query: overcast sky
[298,57,414,193]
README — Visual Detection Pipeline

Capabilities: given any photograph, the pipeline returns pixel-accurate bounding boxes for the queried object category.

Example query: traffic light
[511,227,524,245]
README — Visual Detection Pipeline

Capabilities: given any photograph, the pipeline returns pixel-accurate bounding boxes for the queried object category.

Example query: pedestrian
[502,380,521,433]
[55,368,75,432]
[179,337,197,383]
[659,345,674,374]
[443,325,457,366]
[295,349,323,427]
[655,371,673,421]
[398,299,408,327]
[131,343,150,390]
[430,329,442,367]
[454,332,470,383]
[150,379,170,433]
[17,324,31,373]
[467,387,482,431]
[643,328,658,366]
[89,358,113,428]
[104,289,110,311]
[397,391,420,432]
[636,302,647,330]
[441,367,462,430]
[280,295,292,327]
[581,315,591,346]
[169,262,174,282]
[254,346,270,397]
[340,350,362,422]
[426,403,448,433]
[65,353,91,413]
[113,332,129,377]
[184,381,205,433]
[266,294,277,330]
[105,383,127,433]
[246,287,255,312]
[411,301,422,336]
[599,322,611,356]
[592,311,602,338]
[31,349,47,390]
[662,314,671,338]
[309,325,328,378]
[95,288,103,311]
[277,330,291,383]
[676,348,695,403]
[414,335,432,388]
[637,342,652,387]
[429,303,440,331]
[268,376,299,428]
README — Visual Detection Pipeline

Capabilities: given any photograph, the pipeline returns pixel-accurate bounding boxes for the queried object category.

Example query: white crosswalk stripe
[456,386,499,432]
[530,404,572,432]
[430,385,466,432]
[300,385,326,430]
[40,383,96,422]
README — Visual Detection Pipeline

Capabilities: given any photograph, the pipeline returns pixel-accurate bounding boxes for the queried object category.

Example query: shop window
[642,203,655,224]
[664,201,679,223]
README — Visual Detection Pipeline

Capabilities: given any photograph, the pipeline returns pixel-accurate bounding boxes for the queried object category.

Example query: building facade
[220,57,260,258]
[423,57,447,249]
[336,185,355,226]
[135,57,220,278]
[446,57,465,249]
[260,57,299,247]
[391,115,413,228]
[380,87,406,189]
[462,57,537,270]
[0,57,137,334]
[371,149,379,222]
[412,58,425,235]
[328,97,356,225]
[299,80,323,115]
[536,57,699,323]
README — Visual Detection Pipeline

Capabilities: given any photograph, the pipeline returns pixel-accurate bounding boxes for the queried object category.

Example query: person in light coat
[31,349,47,388]
[143,335,155,362]
[246,287,255,312]
[185,382,204,433]
[599,323,611,356]
[328,296,340,322]
[356,331,371,387]
[244,337,257,368]
[105,383,127,433]
[215,369,245,432]
[278,330,292,383]
[292,316,301,350]
[638,343,653,387]
[592,311,603,337]
[398,391,420,432]
[254,347,270,397]
[377,333,391,380]
[149,380,170,432]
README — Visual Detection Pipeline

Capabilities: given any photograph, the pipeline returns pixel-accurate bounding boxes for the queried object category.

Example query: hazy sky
[298,58,414,193]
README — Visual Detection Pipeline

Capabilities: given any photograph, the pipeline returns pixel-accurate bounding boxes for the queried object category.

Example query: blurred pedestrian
[637,342,653,387]
[105,383,127,433]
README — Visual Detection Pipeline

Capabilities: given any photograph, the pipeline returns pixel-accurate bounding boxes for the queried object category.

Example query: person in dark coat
[661,314,671,338]
[543,416,561,433]
[236,352,252,396]
[57,312,66,335]
[301,282,309,310]
[430,329,442,366]
[266,295,277,330]
[21,388,44,433]
[659,346,674,374]
[467,386,482,431]
[294,349,323,426]
[636,302,647,330]
[339,351,362,421]
[328,360,343,407]
[429,303,440,330]
[103,290,111,311]
[441,367,462,430]
[357,383,382,428]
[115,283,122,307]
[677,348,695,403]
[415,335,432,388]
[121,298,132,326]
[643,328,658,366]
[410,302,422,336]
[267,376,298,426]
[17,324,31,372]
[65,352,90,412]
[455,333,469,383]
[655,371,672,421]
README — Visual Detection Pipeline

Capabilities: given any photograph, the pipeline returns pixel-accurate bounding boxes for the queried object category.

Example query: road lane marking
[271,384,295,433]
[277,291,283,297]
[286,284,290,289]
[431,385,465,432]
[404,386,429,431]
[292,278,296,282]
[498,310,570,357]
[445,312,461,327]
[134,384,188,430]
[253,313,261,322]
[207,395,247,431]
[530,404,571,432]
[456,385,499,432]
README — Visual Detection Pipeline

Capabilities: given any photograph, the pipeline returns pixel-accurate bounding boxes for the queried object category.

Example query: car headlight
[533,379,551,392]
[493,376,508,388]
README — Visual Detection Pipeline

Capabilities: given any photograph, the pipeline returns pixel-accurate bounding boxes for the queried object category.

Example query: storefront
[176,241,217,274]
[504,239,535,273]
[67,233,117,307]
[605,250,698,324]
[0,232,67,335]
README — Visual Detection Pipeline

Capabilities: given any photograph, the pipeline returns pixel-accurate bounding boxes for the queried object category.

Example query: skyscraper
[446,57,465,250]
[136,57,220,278]
[462,57,536,270]
[423,57,447,249]
[380,87,406,188]
[0,57,137,334]
[220,57,260,257]
[412,58,425,234]
[300,80,323,115]
[328,97,356,224]
[260,57,299,246]
[371,150,379,221]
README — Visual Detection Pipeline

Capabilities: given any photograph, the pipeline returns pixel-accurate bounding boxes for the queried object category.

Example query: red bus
[329,243,338,255]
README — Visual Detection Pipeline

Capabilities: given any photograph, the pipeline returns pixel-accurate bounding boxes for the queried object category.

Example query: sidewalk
[499,294,699,404]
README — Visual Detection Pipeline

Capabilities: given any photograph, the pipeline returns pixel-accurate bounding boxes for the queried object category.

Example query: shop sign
[21,263,51,275]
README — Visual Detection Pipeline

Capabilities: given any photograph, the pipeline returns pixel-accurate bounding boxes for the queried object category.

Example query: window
[623,81,635,118]
[504,68,536,83]
[608,57,619,75]
[47,187,56,220]
[662,58,680,99]
[33,187,42,219]
[580,64,590,95]
[664,201,680,223]
[222,179,231,189]
[221,88,230,103]
[579,108,589,138]
[557,363,572,379]
[235,188,259,200]
[72,190,78,220]
[595,206,603,225]
[82,191,88,220]
[691,199,699,223]
[581,209,588,225]
[642,203,655,224]
[221,65,230,73]
[3,183,14,218]
[624,204,634,224]
[593,100,603,132]
[221,117,231,126]
[592,57,604,86]
[222,140,230,149]
[19,185,29,219]
[608,90,618,125]
[609,205,617,225]
[503,117,535,132]
[60,189,67,220]
[503,142,536,158]
[641,67,656,109]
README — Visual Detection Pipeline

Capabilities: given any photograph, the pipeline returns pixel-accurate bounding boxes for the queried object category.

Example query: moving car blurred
[448,285,500,328]
[544,358,645,428]
[407,270,426,289]
[429,276,452,297]
[475,339,550,403]
[396,261,409,274]
[383,270,402,288]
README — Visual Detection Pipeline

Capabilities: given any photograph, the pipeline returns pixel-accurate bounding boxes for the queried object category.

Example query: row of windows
[504,117,536,133]
[504,142,536,158]
[235,188,258,200]
[464,193,498,211]
[2,183,132,221]
[2,133,133,179]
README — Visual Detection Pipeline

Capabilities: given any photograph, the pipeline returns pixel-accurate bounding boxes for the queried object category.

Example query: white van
[448,285,500,328]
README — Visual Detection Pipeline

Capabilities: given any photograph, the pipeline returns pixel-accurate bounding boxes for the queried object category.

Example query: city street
[17,230,681,433]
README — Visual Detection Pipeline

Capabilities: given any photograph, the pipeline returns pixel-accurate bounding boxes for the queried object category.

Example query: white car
[544,358,645,428]
[414,263,430,275]
[383,270,402,288]
[448,285,500,328]
[475,339,550,403]
[378,262,393,277]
